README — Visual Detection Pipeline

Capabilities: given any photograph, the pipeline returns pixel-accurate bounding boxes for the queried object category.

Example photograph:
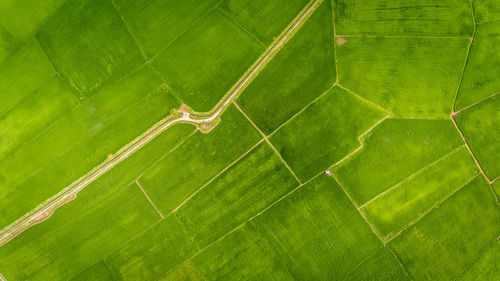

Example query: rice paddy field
[0,0,498,280]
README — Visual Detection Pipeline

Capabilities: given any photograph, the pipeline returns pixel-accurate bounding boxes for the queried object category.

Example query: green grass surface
[37,0,144,98]
[219,0,308,44]
[0,123,195,281]
[335,118,463,206]
[455,22,500,110]
[270,86,385,181]
[342,247,411,280]
[361,146,479,238]
[158,261,205,281]
[457,241,500,280]
[139,105,261,214]
[455,94,500,179]
[337,36,469,118]
[152,9,263,112]
[473,0,500,23]
[335,0,474,36]
[237,0,336,134]
[0,76,78,160]
[191,223,293,280]
[112,0,220,58]
[252,175,381,279]
[390,176,500,280]
[0,40,56,116]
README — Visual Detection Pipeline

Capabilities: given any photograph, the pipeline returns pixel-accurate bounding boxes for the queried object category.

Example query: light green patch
[112,0,220,58]
[270,86,385,181]
[238,0,336,134]
[0,40,56,116]
[158,261,205,281]
[252,175,381,279]
[390,176,500,281]
[334,118,463,206]
[455,94,500,179]
[455,22,500,110]
[0,76,78,161]
[36,0,144,98]
[191,223,293,281]
[152,9,263,112]
[338,36,469,118]
[0,0,66,40]
[335,0,474,36]
[342,247,410,281]
[219,0,308,44]
[361,146,479,238]
[139,105,261,214]
[458,241,500,280]
[472,0,500,23]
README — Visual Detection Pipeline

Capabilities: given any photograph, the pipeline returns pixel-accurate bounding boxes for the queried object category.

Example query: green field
[0,0,498,280]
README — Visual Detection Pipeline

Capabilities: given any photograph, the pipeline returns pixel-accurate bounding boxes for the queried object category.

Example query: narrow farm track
[0,0,322,247]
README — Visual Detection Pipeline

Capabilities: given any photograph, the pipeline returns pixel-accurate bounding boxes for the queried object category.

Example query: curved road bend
[0,0,322,246]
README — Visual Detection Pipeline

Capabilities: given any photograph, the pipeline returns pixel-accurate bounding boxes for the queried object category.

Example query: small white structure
[325,169,332,176]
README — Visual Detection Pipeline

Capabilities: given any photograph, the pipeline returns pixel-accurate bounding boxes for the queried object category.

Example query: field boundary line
[0,273,6,281]
[337,84,391,114]
[359,144,467,209]
[385,175,479,244]
[454,235,499,281]
[110,0,149,62]
[267,83,336,138]
[336,34,472,39]
[451,116,492,183]
[0,83,166,202]
[149,0,225,62]
[452,0,476,112]
[340,247,381,279]
[170,139,265,214]
[135,129,198,182]
[216,6,266,47]
[136,180,164,219]
[452,91,499,116]
[160,170,323,280]
[331,174,385,241]
[233,101,302,184]
[329,114,390,169]
[187,260,208,281]
[386,245,413,279]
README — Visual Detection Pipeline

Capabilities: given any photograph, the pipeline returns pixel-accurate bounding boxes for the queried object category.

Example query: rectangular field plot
[158,261,205,281]
[337,36,469,118]
[107,143,298,280]
[0,67,178,229]
[0,123,195,281]
[334,119,463,206]
[389,176,500,280]
[237,0,336,134]
[342,247,410,281]
[0,40,56,116]
[152,9,263,112]
[457,241,500,280]
[219,0,308,44]
[112,0,220,58]
[455,22,500,110]
[252,175,381,279]
[69,260,114,281]
[36,0,144,98]
[270,86,385,182]
[190,223,293,281]
[361,146,479,239]
[455,95,500,179]
[138,105,261,215]
[334,0,474,36]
